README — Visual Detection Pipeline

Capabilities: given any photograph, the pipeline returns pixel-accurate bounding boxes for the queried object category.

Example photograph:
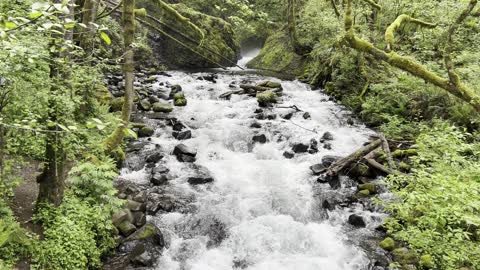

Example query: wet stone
[283,151,295,159]
[146,152,163,164]
[310,164,327,175]
[348,214,366,228]
[303,112,311,119]
[250,122,262,128]
[252,134,267,144]
[173,144,197,162]
[321,155,341,167]
[321,131,334,142]
[173,130,192,140]
[292,143,309,153]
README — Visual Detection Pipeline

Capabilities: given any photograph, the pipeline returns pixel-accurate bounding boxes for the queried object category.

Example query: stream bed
[114,70,389,270]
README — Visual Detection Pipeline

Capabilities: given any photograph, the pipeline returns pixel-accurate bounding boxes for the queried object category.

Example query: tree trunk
[36,0,74,207]
[286,0,311,55]
[79,0,99,50]
[104,0,135,154]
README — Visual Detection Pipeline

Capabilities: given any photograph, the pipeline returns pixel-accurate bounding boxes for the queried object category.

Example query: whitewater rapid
[120,70,379,270]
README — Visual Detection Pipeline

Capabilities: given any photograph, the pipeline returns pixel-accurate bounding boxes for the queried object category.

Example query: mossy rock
[152,102,174,113]
[258,81,282,89]
[146,76,158,83]
[355,189,370,198]
[392,248,419,266]
[138,99,152,111]
[127,223,157,241]
[110,97,124,112]
[379,237,395,251]
[136,1,240,68]
[138,126,155,137]
[419,254,435,269]
[257,90,277,107]
[247,31,306,75]
[174,98,187,107]
[174,93,185,100]
[358,183,377,194]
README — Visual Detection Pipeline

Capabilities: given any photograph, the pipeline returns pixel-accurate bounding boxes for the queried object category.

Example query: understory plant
[382,121,480,269]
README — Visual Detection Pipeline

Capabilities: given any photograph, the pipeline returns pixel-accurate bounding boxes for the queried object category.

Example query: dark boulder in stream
[173,144,197,162]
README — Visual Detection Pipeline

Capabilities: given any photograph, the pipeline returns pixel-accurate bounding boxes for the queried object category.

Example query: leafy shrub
[382,122,480,269]
[32,196,117,270]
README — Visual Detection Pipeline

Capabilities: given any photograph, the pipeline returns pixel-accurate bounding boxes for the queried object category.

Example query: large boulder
[137,1,240,68]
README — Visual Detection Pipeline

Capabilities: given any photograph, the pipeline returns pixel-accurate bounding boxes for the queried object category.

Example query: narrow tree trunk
[36,0,74,207]
[286,0,311,55]
[104,0,135,154]
[79,0,99,50]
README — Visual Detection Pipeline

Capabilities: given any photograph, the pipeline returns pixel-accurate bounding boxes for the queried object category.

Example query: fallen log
[239,84,282,96]
[380,134,396,170]
[326,139,382,177]
[364,147,393,175]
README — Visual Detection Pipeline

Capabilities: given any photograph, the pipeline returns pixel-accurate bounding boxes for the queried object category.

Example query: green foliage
[382,122,480,269]
[32,196,117,270]
[68,158,123,211]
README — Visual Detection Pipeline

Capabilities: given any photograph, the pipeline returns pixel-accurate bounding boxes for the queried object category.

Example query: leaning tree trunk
[104,0,135,154]
[342,0,480,113]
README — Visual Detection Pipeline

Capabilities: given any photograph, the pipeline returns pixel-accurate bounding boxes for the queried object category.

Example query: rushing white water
[236,48,262,68]
[122,71,380,270]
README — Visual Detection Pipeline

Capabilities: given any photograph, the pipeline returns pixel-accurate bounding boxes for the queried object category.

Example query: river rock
[348,214,366,228]
[303,112,311,119]
[322,155,341,167]
[153,102,174,113]
[146,152,163,164]
[252,134,267,144]
[283,151,294,159]
[250,122,262,128]
[151,173,168,186]
[138,126,154,137]
[126,200,145,212]
[118,220,137,236]
[132,212,147,227]
[173,144,197,162]
[173,130,192,140]
[320,131,334,142]
[292,143,309,153]
[310,164,327,175]
[131,251,153,267]
[309,139,319,154]
[147,194,176,214]
[172,121,186,131]
[281,111,294,120]
[197,74,218,83]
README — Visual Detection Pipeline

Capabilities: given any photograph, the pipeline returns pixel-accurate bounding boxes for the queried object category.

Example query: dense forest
[0,0,479,269]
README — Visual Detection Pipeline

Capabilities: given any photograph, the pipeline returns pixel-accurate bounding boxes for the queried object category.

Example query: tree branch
[385,14,437,51]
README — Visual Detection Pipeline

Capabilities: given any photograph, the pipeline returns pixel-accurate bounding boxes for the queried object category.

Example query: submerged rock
[283,151,295,159]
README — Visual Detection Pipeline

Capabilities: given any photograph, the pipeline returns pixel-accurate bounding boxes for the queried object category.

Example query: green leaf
[57,124,69,131]
[99,32,111,46]
[96,124,106,130]
[92,118,103,124]
[123,128,138,139]
[4,22,17,29]
[29,12,43,19]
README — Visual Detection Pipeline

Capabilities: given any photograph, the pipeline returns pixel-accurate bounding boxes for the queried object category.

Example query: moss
[174,98,187,106]
[379,237,395,251]
[392,248,419,266]
[130,122,146,128]
[419,254,435,269]
[110,97,124,112]
[247,31,306,75]
[358,183,377,194]
[139,99,152,111]
[152,102,174,112]
[138,127,155,137]
[136,1,240,68]
[257,90,277,106]
[174,93,185,100]
[134,224,156,240]
[258,81,282,89]
[357,189,370,197]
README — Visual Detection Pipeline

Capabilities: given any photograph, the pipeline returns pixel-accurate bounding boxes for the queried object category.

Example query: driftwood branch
[327,139,382,177]
[364,147,393,174]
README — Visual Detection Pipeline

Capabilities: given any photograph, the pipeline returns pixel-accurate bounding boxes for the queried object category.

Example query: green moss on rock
[392,248,419,266]
[110,97,124,112]
[358,183,377,194]
[246,31,306,75]
[138,126,155,137]
[257,90,277,106]
[153,102,174,113]
[174,98,187,106]
[379,237,395,251]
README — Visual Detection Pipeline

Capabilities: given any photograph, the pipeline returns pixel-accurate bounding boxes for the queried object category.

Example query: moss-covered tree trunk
[286,0,311,55]
[342,0,480,113]
[104,0,135,154]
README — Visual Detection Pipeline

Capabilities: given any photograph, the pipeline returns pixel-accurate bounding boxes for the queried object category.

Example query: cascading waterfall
[120,70,385,270]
